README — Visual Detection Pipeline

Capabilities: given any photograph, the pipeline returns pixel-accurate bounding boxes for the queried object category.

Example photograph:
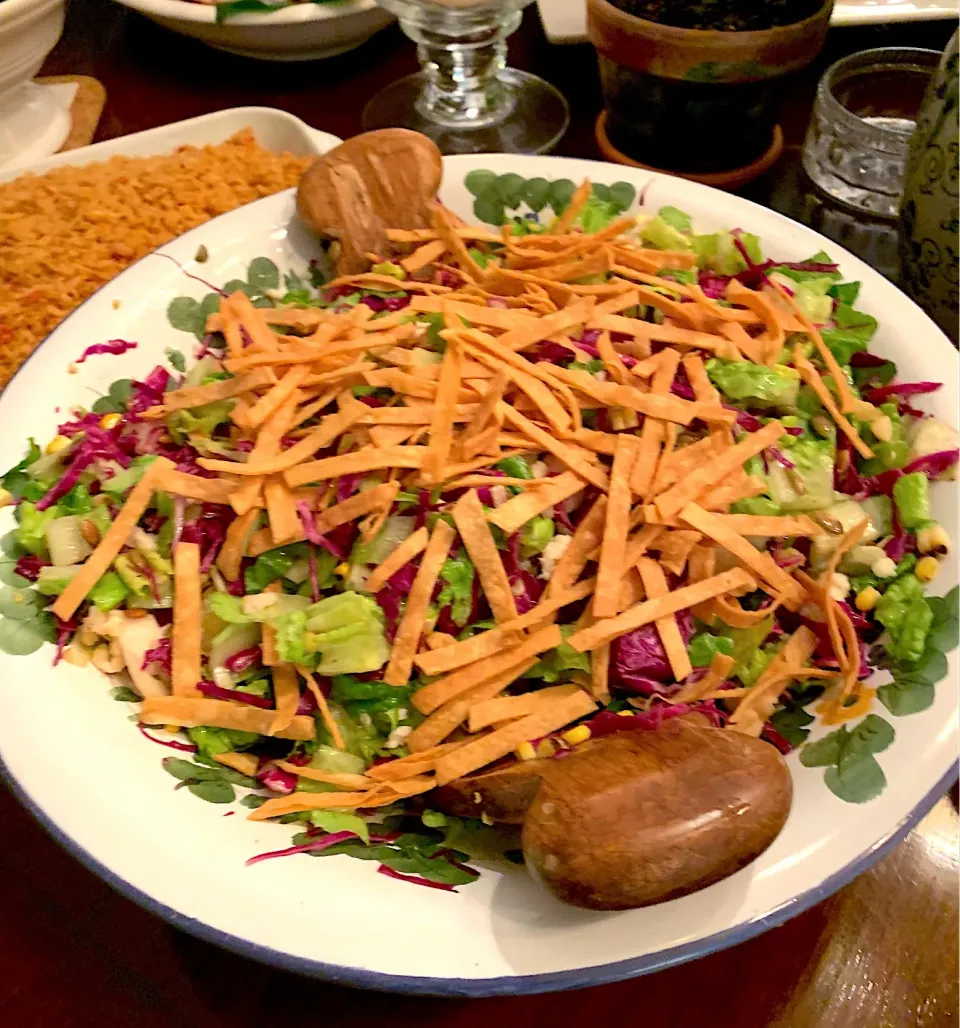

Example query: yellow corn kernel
[535,738,556,759]
[915,556,940,583]
[164,724,180,735]
[617,709,635,717]
[918,522,950,557]
[514,741,537,761]
[855,586,881,612]
[98,413,123,430]
[562,724,591,745]
[334,562,350,577]
[45,435,71,455]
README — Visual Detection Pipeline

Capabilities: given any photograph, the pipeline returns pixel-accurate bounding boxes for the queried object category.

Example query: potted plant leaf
[587,0,834,186]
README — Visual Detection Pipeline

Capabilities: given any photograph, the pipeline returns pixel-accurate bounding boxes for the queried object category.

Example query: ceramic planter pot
[587,0,833,177]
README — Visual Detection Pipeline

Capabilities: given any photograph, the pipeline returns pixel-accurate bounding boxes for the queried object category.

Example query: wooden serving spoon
[297,129,444,276]
[434,717,791,910]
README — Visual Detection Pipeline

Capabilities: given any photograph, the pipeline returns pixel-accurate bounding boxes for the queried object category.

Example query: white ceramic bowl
[110,0,393,61]
[0,0,65,96]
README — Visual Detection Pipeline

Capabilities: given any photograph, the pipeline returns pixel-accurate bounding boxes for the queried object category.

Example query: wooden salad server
[297,129,444,276]
[435,717,792,910]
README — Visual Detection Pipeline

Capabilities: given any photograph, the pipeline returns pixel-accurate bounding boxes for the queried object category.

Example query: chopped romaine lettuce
[765,438,835,512]
[706,359,800,406]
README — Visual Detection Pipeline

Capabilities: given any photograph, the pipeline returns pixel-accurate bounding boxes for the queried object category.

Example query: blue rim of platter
[0,190,956,998]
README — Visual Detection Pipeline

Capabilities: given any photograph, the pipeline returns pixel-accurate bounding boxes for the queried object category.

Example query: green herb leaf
[92,378,134,414]
[240,794,268,809]
[768,705,815,746]
[248,257,280,292]
[548,179,576,215]
[0,586,45,621]
[876,586,956,718]
[522,177,551,212]
[495,173,526,209]
[0,616,54,655]
[841,713,894,768]
[464,169,497,198]
[187,779,236,804]
[162,757,203,782]
[0,562,28,588]
[824,755,886,804]
[608,181,637,210]
[927,587,959,652]
[110,685,141,702]
[167,296,203,335]
[308,809,370,844]
[165,348,186,373]
[877,677,935,716]
[799,726,848,768]
[474,194,506,226]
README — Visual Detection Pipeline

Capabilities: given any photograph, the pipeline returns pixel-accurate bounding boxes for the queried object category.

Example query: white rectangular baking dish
[0,106,341,183]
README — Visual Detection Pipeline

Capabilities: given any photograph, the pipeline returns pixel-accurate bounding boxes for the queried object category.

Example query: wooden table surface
[10,3,957,1024]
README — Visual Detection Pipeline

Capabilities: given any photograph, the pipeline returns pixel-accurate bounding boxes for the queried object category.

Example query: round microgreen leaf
[166,296,202,335]
[473,194,506,226]
[799,727,847,768]
[877,678,935,716]
[522,177,551,213]
[495,173,526,209]
[187,779,235,804]
[0,531,22,559]
[591,182,612,203]
[0,562,28,588]
[843,713,895,761]
[199,292,222,327]
[609,181,637,210]
[0,586,45,621]
[0,617,50,655]
[825,755,886,804]
[548,179,576,214]
[222,279,254,298]
[247,257,280,292]
[464,169,497,197]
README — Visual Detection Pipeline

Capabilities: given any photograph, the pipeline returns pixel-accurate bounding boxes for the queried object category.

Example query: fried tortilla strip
[140,697,315,740]
[567,568,756,652]
[434,689,597,786]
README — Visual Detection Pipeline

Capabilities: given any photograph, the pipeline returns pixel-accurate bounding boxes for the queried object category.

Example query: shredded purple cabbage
[76,339,138,364]
[246,830,360,866]
[611,610,695,692]
[502,534,543,615]
[223,647,262,673]
[141,638,172,675]
[360,294,411,313]
[13,554,48,582]
[589,700,722,736]
[140,725,197,751]
[127,366,171,415]
[865,381,941,404]
[697,270,730,299]
[257,762,298,795]
[376,864,458,892]
[766,446,796,470]
[180,504,232,572]
[196,679,273,708]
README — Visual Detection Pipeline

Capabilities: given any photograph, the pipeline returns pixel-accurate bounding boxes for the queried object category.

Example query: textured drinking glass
[362,0,569,155]
[802,48,939,219]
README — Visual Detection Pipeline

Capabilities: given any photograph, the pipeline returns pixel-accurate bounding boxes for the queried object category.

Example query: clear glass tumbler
[802,47,940,219]
[361,0,569,155]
